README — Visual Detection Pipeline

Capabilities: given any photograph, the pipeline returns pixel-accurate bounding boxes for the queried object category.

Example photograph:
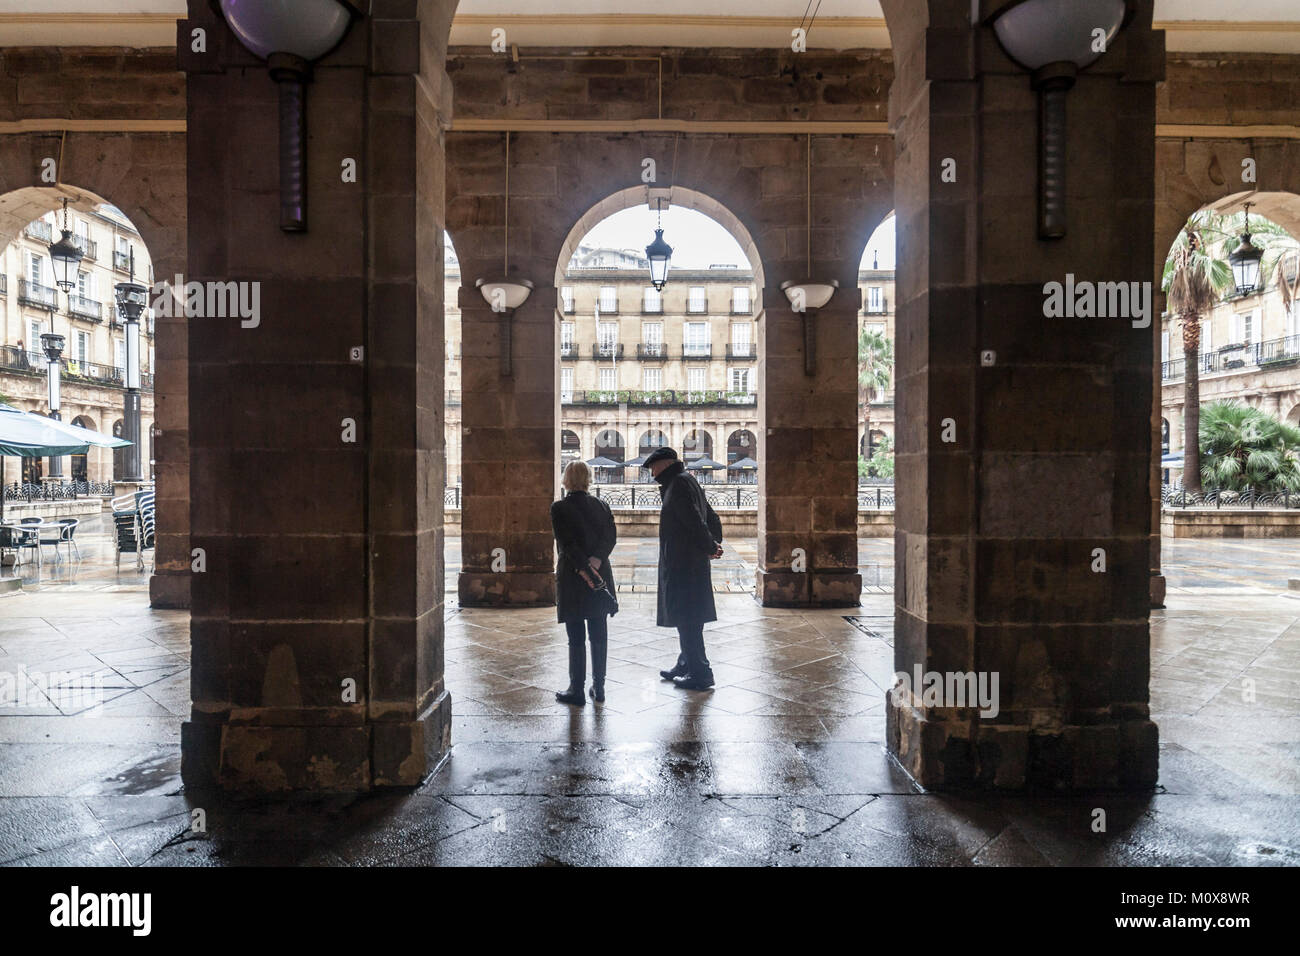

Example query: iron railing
[1162,334,1300,381]
[1160,483,1300,509]
[4,481,115,501]
[592,343,624,360]
[25,220,52,242]
[560,343,579,360]
[637,343,667,360]
[0,345,153,390]
[726,344,755,360]
[18,279,57,310]
[564,388,756,407]
[69,294,102,321]
[113,250,131,272]
[71,235,98,260]
[682,345,712,359]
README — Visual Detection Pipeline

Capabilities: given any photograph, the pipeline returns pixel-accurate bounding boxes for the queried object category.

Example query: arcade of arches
[3,1,1300,803]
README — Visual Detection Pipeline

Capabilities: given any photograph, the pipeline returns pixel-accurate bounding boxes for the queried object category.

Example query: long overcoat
[654,461,723,627]
[550,490,617,624]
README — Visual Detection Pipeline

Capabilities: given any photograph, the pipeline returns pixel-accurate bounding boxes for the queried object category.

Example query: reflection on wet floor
[1,518,1298,865]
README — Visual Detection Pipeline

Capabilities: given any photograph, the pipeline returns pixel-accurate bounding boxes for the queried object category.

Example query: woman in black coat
[550,460,618,706]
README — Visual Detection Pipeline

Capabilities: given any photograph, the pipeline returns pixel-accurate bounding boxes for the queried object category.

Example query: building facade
[445,243,898,487]
[1160,253,1300,462]
[0,204,156,484]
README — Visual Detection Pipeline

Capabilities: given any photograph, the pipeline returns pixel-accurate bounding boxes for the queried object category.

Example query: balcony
[592,343,624,360]
[726,344,755,361]
[72,235,98,260]
[68,294,102,321]
[682,345,712,360]
[560,343,579,360]
[597,298,619,314]
[730,301,751,315]
[560,298,576,314]
[1162,334,1300,381]
[18,279,57,311]
[0,345,154,391]
[25,220,52,242]
[565,388,756,408]
[637,343,667,361]
[446,390,461,406]
[113,250,131,273]
[642,299,664,314]
[687,299,708,314]
[864,298,888,314]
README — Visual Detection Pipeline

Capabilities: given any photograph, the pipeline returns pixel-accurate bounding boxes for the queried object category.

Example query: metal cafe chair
[38,521,65,563]
[1,524,40,567]
[57,518,81,561]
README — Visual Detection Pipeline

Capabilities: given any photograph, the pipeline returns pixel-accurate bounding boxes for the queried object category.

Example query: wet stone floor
[0,520,1298,865]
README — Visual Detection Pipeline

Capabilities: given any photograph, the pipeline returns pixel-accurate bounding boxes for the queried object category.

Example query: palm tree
[1200,401,1300,493]
[1162,211,1234,494]
[858,324,893,466]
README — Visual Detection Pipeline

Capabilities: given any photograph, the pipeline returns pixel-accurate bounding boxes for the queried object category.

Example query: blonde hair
[562,460,591,492]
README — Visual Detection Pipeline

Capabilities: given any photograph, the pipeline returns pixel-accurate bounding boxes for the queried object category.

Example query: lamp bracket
[647,186,672,211]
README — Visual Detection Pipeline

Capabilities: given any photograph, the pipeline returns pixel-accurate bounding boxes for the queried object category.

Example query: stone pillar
[883,0,1161,790]
[180,0,456,791]
[757,287,862,607]
[457,288,557,607]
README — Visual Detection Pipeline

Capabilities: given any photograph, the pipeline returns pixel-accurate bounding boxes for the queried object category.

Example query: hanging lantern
[48,198,84,293]
[1228,202,1264,296]
[645,196,673,291]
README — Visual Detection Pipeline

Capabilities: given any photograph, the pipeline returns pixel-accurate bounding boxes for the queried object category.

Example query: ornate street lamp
[114,250,149,483]
[645,194,673,292]
[986,0,1135,239]
[39,332,66,478]
[1228,201,1264,297]
[216,0,364,232]
[48,197,84,293]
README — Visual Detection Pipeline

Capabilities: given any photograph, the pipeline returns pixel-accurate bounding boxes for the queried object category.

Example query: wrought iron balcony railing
[730,302,751,315]
[71,235,98,260]
[682,345,712,360]
[25,220,52,242]
[637,343,667,360]
[69,294,102,321]
[18,279,57,310]
[565,388,756,407]
[0,344,153,391]
[560,343,579,360]
[1162,334,1300,381]
[726,344,755,360]
[592,343,624,360]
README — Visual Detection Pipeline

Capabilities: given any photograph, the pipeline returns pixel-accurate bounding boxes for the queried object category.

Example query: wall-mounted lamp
[474,133,533,376]
[215,0,364,231]
[782,135,839,375]
[986,0,1134,239]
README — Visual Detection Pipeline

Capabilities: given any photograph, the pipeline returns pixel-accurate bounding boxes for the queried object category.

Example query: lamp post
[114,251,149,483]
[39,333,66,479]
[216,0,363,231]
[1228,201,1264,297]
[986,0,1134,239]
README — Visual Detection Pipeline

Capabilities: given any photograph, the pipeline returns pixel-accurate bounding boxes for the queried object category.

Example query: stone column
[180,0,456,791]
[883,0,1161,789]
[457,288,557,607]
[757,287,862,607]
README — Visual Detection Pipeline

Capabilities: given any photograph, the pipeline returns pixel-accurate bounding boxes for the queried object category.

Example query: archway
[69,416,95,481]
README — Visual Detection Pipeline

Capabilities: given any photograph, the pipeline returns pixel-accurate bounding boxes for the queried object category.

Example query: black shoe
[673,675,715,691]
[589,684,605,703]
[556,688,586,706]
[660,662,688,681]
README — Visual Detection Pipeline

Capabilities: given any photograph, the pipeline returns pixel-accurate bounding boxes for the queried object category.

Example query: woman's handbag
[581,568,619,617]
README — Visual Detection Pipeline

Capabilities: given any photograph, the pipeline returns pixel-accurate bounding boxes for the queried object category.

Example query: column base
[1150,571,1167,610]
[755,569,861,608]
[180,691,452,792]
[457,570,555,608]
[886,692,1159,790]
[149,570,191,609]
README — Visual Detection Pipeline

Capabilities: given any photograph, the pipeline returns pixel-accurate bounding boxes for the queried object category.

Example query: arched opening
[561,429,581,465]
[1159,193,1300,498]
[726,428,756,484]
[69,415,94,481]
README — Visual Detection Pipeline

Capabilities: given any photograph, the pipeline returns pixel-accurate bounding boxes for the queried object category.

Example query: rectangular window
[75,219,89,238]
[597,321,618,358]
[688,367,707,391]
[116,339,126,371]
[732,287,750,313]
[560,287,574,312]
[560,322,575,348]
[643,288,662,312]
[730,322,751,357]
[77,271,90,298]
[643,367,662,391]
[642,321,663,345]
[1161,331,1169,364]
[685,322,709,356]
[867,286,884,312]
[729,368,750,393]
[688,287,707,313]
[599,286,617,312]
[29,319,42,353]
[1243,311,1255,345]
[599,367,616,391]
[560,368,573,403]
[75,330,90,364]
[116,235,129,254]
[28,253,42,284]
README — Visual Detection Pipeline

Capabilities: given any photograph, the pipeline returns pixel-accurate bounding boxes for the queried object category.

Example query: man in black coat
[644,446,724,690]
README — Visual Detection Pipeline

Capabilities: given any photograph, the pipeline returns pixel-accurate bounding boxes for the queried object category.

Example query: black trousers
[675,621,714,682]
[564,616,608,689]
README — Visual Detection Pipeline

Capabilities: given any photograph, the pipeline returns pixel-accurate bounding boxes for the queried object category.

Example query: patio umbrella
[586,456,623,469]
[0,403,130,523]
[686,456,724,470]
[624,453,649,468]
[728,456,758,470]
